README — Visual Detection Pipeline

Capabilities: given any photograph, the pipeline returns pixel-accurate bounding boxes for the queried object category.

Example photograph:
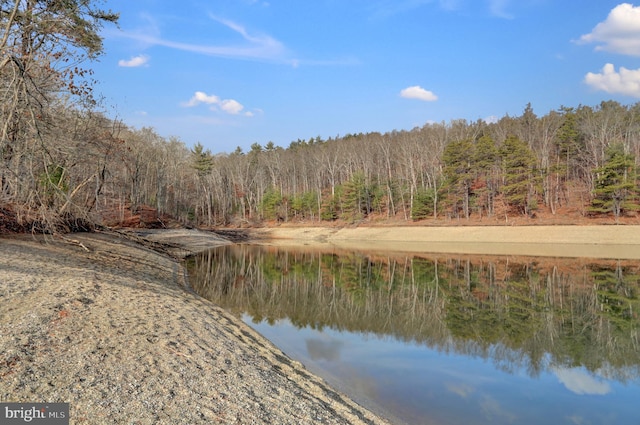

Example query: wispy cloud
[400,85,438,101]
[109,11,360,68]
[585,63,640,97]
[208,14,285,59]
[114,15,287,62]
[578,3,640,56]
[182,91,253,116]
[118,55,150,67]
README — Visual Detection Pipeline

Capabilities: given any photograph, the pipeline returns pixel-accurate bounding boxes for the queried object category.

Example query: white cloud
[182,91,249,115]
[182,91,220,107]
[118,55,150,67]
[584,63,640,97]
[220,99,244,115]
[578,3,640,56]
[400,85,438,101]
[552,367,611,395]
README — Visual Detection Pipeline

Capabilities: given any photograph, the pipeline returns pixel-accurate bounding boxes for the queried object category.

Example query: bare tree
[0,0,118,230]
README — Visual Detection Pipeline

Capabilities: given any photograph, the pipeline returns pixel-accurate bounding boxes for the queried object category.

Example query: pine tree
[473,135,499,217]
[191,143,214,177]
[443,139,475,219]
[500,135,539,216]
[191,143,214,225]
[339,172,369,222]
[259,188,283,220]
[411,188,436,220]
[589,144,639,221]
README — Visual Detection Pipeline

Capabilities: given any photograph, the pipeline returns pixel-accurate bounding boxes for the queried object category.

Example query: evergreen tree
[321,190,340,221]
[191,143,214,225]
[500,135,539,216]
[259,188,283,220]
[589,144,639,221]
[556,107,580,179]
[473,135,499,217]
[443,139,475,218]
[411,188,436,220]
[339,172,370,222]
[191,143,214,177]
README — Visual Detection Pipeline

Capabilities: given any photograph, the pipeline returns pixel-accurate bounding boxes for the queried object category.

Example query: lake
[186,244,640,425]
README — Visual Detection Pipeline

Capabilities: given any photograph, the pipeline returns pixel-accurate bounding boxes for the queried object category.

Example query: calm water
[186,245,640,425]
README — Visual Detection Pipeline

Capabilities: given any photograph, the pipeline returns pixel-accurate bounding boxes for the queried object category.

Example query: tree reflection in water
[186,245,640,424]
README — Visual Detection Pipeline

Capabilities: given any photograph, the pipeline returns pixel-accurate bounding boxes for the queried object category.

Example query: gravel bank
[0,231,390,424]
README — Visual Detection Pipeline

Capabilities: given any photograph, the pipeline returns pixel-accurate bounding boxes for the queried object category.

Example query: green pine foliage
[191,143,214,176]
[411,188,436,220]
[589,144,640,219]
[592,264,640,333]
[337,172,377,222]
[473,135,499,217]
[259,188,283,220]
[321,192,340,221]
[443,139,475,219]
[290,191,319,221]
[499,135,540,215]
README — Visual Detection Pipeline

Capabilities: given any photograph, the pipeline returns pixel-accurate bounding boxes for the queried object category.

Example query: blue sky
[94,1,640,154]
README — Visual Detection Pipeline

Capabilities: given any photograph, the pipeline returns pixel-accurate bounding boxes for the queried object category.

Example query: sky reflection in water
[188,245,640,425]
[248,317,636,425]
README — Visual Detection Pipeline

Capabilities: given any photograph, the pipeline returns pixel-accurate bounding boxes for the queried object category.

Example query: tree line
[2,1,640,232]
[101,101,640,228]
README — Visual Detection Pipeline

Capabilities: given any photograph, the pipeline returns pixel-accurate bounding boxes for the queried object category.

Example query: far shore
[251,225,640,259]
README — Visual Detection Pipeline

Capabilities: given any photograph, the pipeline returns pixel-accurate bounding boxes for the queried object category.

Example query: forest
[3,1,640,233]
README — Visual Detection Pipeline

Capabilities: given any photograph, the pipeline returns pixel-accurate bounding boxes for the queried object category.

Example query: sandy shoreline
[0,230,390,424]
[254,225,640,259]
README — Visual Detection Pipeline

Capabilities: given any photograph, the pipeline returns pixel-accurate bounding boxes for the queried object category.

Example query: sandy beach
[254,225,640,259]
[2,225,640,424]
[0,230,390,424]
